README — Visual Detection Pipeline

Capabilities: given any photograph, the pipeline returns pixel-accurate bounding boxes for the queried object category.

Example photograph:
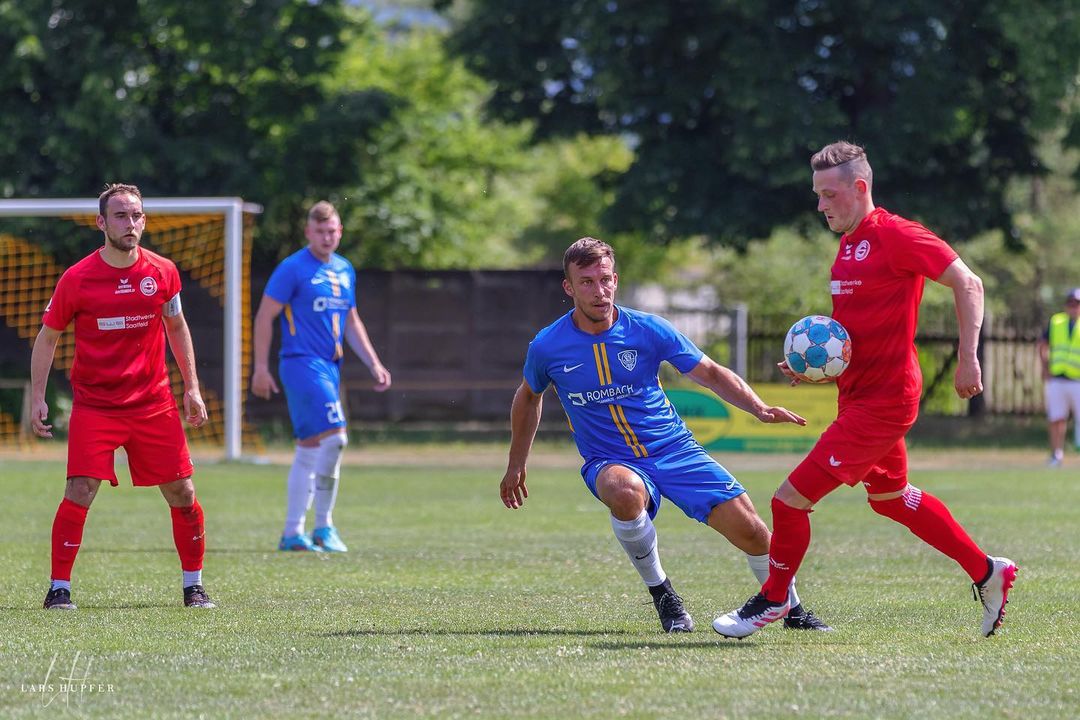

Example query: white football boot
[974,556,1017,637]
[712,593,790,639]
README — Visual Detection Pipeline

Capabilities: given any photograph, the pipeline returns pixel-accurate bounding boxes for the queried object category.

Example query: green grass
[1,448,1077,719]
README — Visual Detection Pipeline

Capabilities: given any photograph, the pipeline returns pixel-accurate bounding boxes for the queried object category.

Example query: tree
[443,0,1080,247]
[328,25,649,272]
[0,0,393,262]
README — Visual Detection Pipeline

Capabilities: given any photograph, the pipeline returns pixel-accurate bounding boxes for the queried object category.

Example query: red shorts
[67,404,193,487]
[789,401,918,503]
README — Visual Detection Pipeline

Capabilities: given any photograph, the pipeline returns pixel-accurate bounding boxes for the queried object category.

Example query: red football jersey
[43,247,182,415]
[830,207,958,406]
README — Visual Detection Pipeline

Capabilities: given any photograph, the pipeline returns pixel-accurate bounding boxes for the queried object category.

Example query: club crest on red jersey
[854,239,871,261]
[140,276,158,296]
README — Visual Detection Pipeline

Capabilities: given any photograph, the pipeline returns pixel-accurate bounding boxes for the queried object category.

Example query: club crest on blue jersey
[617,349,638,371]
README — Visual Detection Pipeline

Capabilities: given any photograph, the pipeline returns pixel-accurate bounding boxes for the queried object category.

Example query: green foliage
[0,0,393,263]
[329,27,645,271]
[329,29,536,268]
[446,0,1080,247]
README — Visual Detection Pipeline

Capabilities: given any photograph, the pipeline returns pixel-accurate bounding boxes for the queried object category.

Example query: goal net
[0,198,262,460]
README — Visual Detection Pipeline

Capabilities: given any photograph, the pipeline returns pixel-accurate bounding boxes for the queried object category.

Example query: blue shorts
[581,442,745,523]
[279,355,345,440]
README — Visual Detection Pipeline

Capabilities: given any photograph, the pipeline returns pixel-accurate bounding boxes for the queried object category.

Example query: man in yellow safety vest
[1038,288,1080,467]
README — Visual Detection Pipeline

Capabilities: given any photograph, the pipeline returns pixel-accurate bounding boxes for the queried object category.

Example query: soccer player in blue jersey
[500,237,830,633]
[252,201,391,553]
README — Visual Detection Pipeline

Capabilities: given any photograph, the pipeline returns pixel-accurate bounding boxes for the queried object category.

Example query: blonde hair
[307,200,339,224]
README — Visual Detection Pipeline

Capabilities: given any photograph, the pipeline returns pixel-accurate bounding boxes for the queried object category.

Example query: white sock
[746,552,770,585]
[50,579,71,591]
[183,570,202,587]
[746,552,801,607]
[313,433,347,529]
[611,510,666,587]
[284,446,318,537]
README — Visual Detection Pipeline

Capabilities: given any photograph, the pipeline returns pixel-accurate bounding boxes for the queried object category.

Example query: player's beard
[106,231,140,252]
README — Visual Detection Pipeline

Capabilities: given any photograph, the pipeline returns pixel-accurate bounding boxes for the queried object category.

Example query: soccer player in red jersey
[714,142,1017,639]
[29,183,214,610]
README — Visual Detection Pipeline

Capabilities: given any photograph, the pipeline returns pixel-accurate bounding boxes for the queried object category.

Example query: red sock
[762,497,813,603]
[868,487,987,582]
[170,500,205,572]
[51,498,89,581]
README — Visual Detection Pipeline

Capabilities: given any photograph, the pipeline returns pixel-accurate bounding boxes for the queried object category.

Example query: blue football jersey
[523,306,704,460]
[264,248,357,361]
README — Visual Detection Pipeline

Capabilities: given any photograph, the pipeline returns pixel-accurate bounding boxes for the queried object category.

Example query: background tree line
[2,0,1079,320]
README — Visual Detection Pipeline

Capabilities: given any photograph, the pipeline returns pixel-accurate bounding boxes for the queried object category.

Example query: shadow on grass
[320,628,632,638]
[81,547,274,555]
[78,602,173,609]
[589,640,755,650]
[318,628,758,650]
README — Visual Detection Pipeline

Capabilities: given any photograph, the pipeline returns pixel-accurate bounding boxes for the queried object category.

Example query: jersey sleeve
[522,339,551,394]
[887,217,958,279]
[648,314,704,373]
[42,269,78,331]
[163,257,182,299]
[264,258,296,304]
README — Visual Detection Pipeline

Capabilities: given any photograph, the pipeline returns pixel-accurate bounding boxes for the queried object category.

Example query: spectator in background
[1037,288,1080,468]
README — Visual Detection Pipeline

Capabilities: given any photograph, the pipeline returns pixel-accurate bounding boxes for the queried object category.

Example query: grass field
[1,445,1078,719]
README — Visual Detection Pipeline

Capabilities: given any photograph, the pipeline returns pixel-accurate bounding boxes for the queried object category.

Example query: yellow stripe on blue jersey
[331,313,343,360]
[593,341,646,457]
[284,304,297,336]
[608,404,641,457]
[328,271,342,298]
[592,343,607,384]
[614,404,646,457]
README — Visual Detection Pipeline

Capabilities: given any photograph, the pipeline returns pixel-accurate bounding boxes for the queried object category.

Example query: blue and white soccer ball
[783,315,852,383]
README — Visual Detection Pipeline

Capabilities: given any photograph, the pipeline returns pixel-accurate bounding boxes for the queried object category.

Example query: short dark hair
[307,200,339,224]
[811,141,873,185]
[563,237,615,278]
[98,183,142,216]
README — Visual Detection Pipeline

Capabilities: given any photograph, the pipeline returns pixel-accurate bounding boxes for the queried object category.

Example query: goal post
[0,197,261,460]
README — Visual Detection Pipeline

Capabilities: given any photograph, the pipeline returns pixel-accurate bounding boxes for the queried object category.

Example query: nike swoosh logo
[310,277,327,284]
[63,542,80,547]
[563,363,584,373]
[828,455,842,467]
[634,551,652,560]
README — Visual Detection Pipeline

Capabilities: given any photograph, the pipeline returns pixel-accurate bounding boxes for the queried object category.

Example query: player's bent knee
[596,474,647,518]
[867,484,917,518]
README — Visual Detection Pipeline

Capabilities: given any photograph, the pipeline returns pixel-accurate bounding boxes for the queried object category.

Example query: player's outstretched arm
[501,381,544,509]
[251,294,284,399]
[936,258,985,399]
[29,325,62,438]
[686,356,806,426]
[345,308,391,392]
[163,311,208,428]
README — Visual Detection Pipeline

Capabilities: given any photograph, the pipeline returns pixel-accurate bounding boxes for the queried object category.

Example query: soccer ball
[783,315,851,383]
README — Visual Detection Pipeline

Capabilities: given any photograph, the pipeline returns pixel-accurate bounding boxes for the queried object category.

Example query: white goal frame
[0,197,261,460]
